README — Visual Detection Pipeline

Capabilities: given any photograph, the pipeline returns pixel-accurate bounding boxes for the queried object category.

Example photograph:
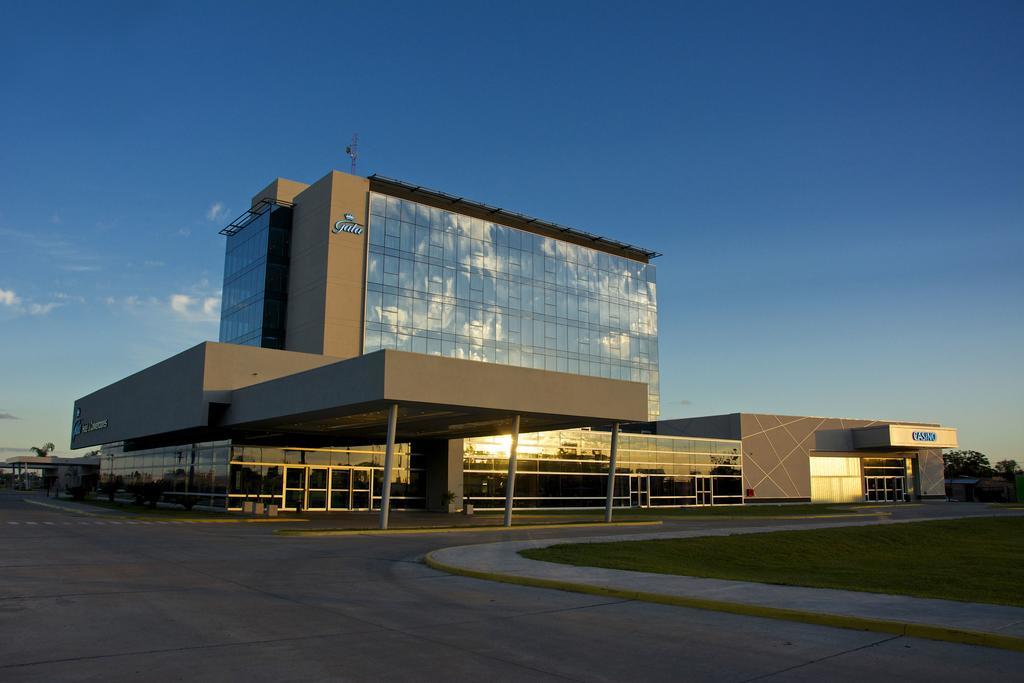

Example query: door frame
[629,475,650,508]
[695,476,712,506]
[305,467,329,511]
[350,467,373,511]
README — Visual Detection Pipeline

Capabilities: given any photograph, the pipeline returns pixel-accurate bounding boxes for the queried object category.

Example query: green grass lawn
[521,517,1024,607]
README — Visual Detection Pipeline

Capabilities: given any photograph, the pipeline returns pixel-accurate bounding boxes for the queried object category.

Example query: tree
[29,442,55,458]
[943,450,994,478]
[994,460,1022,482]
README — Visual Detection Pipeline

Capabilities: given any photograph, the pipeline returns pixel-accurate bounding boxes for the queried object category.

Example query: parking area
[1,492,1021,681]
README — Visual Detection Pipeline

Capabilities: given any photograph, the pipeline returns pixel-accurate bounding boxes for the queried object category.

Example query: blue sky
[1,1,1021,461]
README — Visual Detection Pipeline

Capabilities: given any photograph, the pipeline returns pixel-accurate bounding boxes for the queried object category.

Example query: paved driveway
[0,493,1020,681]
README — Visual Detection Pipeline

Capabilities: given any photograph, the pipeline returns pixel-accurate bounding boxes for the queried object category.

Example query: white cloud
[28,302,61,316]
[202,297,219,317]
[177,227,192,237]
[0,288,72,316]
[0,288,19,306]
[169,293,220,322]
[206,202,227,222]
[144,260,165,268]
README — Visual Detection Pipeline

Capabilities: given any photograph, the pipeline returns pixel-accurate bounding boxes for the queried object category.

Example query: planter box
[463,503,474,516]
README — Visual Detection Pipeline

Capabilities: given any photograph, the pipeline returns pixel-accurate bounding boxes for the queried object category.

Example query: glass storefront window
[464,429,742,509]
[225,444,426,511]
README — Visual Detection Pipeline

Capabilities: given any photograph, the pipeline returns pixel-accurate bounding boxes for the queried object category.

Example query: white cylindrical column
[503,415,521,527]
[604,422,620,523]
[378,403,399,530]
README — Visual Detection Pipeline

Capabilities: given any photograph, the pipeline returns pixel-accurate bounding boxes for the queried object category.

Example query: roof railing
[218,198,294,236]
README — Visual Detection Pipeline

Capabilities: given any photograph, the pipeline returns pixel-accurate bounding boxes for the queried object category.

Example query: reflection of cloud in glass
[364,193,661,418]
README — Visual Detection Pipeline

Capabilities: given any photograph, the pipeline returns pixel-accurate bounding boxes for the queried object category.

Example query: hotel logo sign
[332,213,364,235]
[72,407,108,438]
[911,431,937,442]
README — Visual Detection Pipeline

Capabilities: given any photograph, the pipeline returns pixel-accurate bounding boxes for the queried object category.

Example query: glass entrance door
[865,476,906,502]
[306,468,328,510]
[329,469,351,510]
[695,477,712,505]
[894,477,905,501]
[351,468,372,510]
[284,467,306,511]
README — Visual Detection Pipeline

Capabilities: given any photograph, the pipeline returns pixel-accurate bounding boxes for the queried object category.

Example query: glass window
[364,193,660,419]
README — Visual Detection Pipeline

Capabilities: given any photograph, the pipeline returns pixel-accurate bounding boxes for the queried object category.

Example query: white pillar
[604,423,620,523]
[378,403,399,530]
[503,415,521,527]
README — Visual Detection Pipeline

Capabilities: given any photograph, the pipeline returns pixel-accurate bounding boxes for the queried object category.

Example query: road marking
[7,521,18,525]
[25,521,38,525]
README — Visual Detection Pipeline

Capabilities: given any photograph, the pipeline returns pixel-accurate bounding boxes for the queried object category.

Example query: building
[650,414,954,503]
[71,169,956,520]
[3,454,100,493]
[945,476,1016,503]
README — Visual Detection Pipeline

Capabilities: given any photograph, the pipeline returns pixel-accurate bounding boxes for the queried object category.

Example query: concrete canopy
[72,343,649,449]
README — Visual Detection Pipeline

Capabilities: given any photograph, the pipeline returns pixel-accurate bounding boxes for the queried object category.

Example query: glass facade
[100,441,231,508]
[99,441,427,511]
[364,192,661,418]
[219,201,292,348]
[227,444,426,511]
[463,429,742,509]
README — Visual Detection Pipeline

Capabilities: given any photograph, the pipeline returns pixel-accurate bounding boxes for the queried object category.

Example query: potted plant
[441,490,456,514]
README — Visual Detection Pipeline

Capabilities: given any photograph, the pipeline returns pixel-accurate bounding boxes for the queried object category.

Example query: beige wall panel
[285,173,335,354]
[740,414,822,500]
[381,351,648,422]
[71,345,208,449]
[917,449,946,496]
[322,172,370,359]
[202,343,340,392]
[251,177,310,207]
[71,343,345,449]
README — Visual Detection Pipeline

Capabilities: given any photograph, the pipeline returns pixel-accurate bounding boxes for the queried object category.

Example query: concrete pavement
[2,492,1023,681]
[427,509,1024,651]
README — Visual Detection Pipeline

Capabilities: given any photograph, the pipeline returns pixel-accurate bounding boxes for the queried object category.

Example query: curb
[423,551,1024,653]
[278,520,663,537]
[477,512,888,522]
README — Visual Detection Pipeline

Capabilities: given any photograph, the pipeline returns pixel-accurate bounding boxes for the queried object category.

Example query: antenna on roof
[345,133,359,175]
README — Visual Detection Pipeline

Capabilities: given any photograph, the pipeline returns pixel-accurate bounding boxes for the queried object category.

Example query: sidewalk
[426,512,1024,652]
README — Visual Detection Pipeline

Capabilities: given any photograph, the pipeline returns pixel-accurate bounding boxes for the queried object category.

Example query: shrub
[68,485,89,501]
[101,477,122,503]
[141,481,164,508]
[127,480,164,508]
